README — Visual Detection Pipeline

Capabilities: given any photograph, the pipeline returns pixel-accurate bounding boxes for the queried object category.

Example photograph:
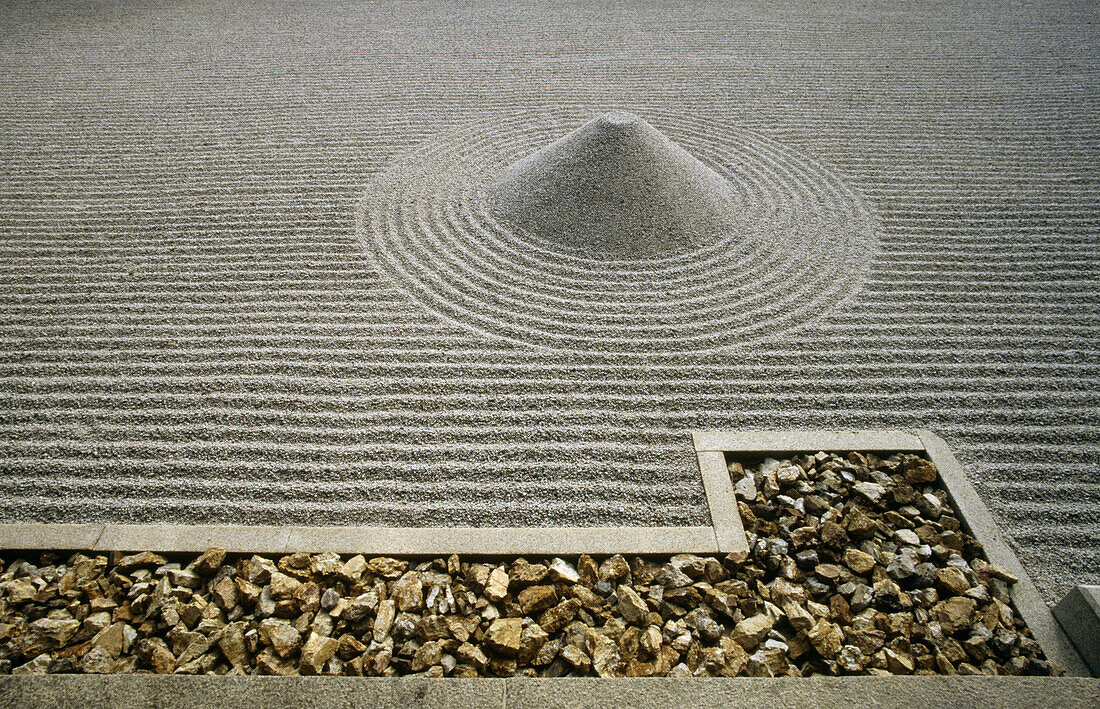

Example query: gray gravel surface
[0,1,1097,606]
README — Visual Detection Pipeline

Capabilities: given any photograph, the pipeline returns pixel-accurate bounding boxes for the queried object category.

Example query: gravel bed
[0,452,1059,677]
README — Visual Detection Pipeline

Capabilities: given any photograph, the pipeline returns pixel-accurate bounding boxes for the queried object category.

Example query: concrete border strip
[0,523,722,556]
[695,450,747,553]
[1053,586,1100,676]
[1,675,1097,708]
[693,429,925,454]
[0,438,754,556]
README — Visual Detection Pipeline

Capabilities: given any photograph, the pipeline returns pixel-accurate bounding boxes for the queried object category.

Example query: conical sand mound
[487,111,739,258]
[360,109,877,353]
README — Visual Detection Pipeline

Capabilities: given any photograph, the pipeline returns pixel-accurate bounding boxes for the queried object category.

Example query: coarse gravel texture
[0,0,1098,606]
[0,452,1061,678]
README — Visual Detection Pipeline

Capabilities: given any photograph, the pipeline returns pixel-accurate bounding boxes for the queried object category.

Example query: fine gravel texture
[487,111,740,258]
[0,453,1059,677]
[0,1,1098,607]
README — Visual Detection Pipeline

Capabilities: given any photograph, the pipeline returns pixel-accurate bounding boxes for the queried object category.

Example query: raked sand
[0,1,1097,605]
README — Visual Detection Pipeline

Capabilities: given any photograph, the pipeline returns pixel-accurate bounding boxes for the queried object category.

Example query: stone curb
[0,441,755,556]
[0,524,730,556]
[1,676,1097,708]
[1054,586,1100,676]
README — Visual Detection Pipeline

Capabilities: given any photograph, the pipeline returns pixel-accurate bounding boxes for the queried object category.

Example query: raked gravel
[0,1,1096,608]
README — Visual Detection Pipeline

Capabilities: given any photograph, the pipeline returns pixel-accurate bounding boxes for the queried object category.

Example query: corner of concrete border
[916,430,1091,677]
[693,428,1089,677]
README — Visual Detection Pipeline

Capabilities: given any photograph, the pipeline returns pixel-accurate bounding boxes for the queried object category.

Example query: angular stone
[655,564,693,589]
[258,618,302,658]
[510,559,548,586]
[174,633,213,668]
[666,554,706,579]
[807,618,843,659]
[846,507,878,538]
[547,558,580,584]
[746,647,788,677]
[343,592,378,622]
[598,555,630,582]
[587,629,620,677]
[985,563,1020,585]
[885,647,915,674]
[484,566,510,603]
[932,596,977,634]
[27,617,80,650]
[146,639,176,674]
[456,641,489,670]
[299,632,339,675]
[83,611,113,635]
[569,556,596,587]
[560,643,590,671]
[768,577,805,604]
[617,585,649,625]
[486,617,523,656]
[821,521,849,547]
[410,639,443,672]
[894,529,921,547]
[373,599,396,642]
[256,647,298,676]
[837,644,865,672]
[844,549,876,575]
[189,547,227,576]
[338,555,368,584]
[319,587,341,612]
[115,552,167,573]
[846,628,886,656]
[337,633,368,661]
[167,568,202,590]
[90,622,129,659]
[518,623,549,664]
[639,625,663,657]
[366,557,408,579]
[731,614,774,651]
[268,571,302,601]
[81,646,115,674]
[211,576,240,611]
[735,475,758,502]
[4,578,37,604]
[783,601,815,632]
[417,614,451,642]
[518,585,558,615]
[237,555,275,585]
[903,457,938,484]
[538,599,581,634]
[853,482,886,505]
[392,572,424,612]
[936,567,971,595]
[685,608,723,644]
[217,622,249,669]
[310,552,343,578]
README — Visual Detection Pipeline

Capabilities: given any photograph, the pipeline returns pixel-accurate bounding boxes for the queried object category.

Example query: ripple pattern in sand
[358,110,879,354]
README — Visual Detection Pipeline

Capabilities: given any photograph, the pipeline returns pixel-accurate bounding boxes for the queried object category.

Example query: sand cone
[487,111,738,258]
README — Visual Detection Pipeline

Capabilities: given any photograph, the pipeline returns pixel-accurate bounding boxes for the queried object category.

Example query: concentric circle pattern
[357,110,878,354]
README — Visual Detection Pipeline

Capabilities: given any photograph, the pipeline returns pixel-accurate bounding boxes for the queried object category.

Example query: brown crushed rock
[0,452,1060,677]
